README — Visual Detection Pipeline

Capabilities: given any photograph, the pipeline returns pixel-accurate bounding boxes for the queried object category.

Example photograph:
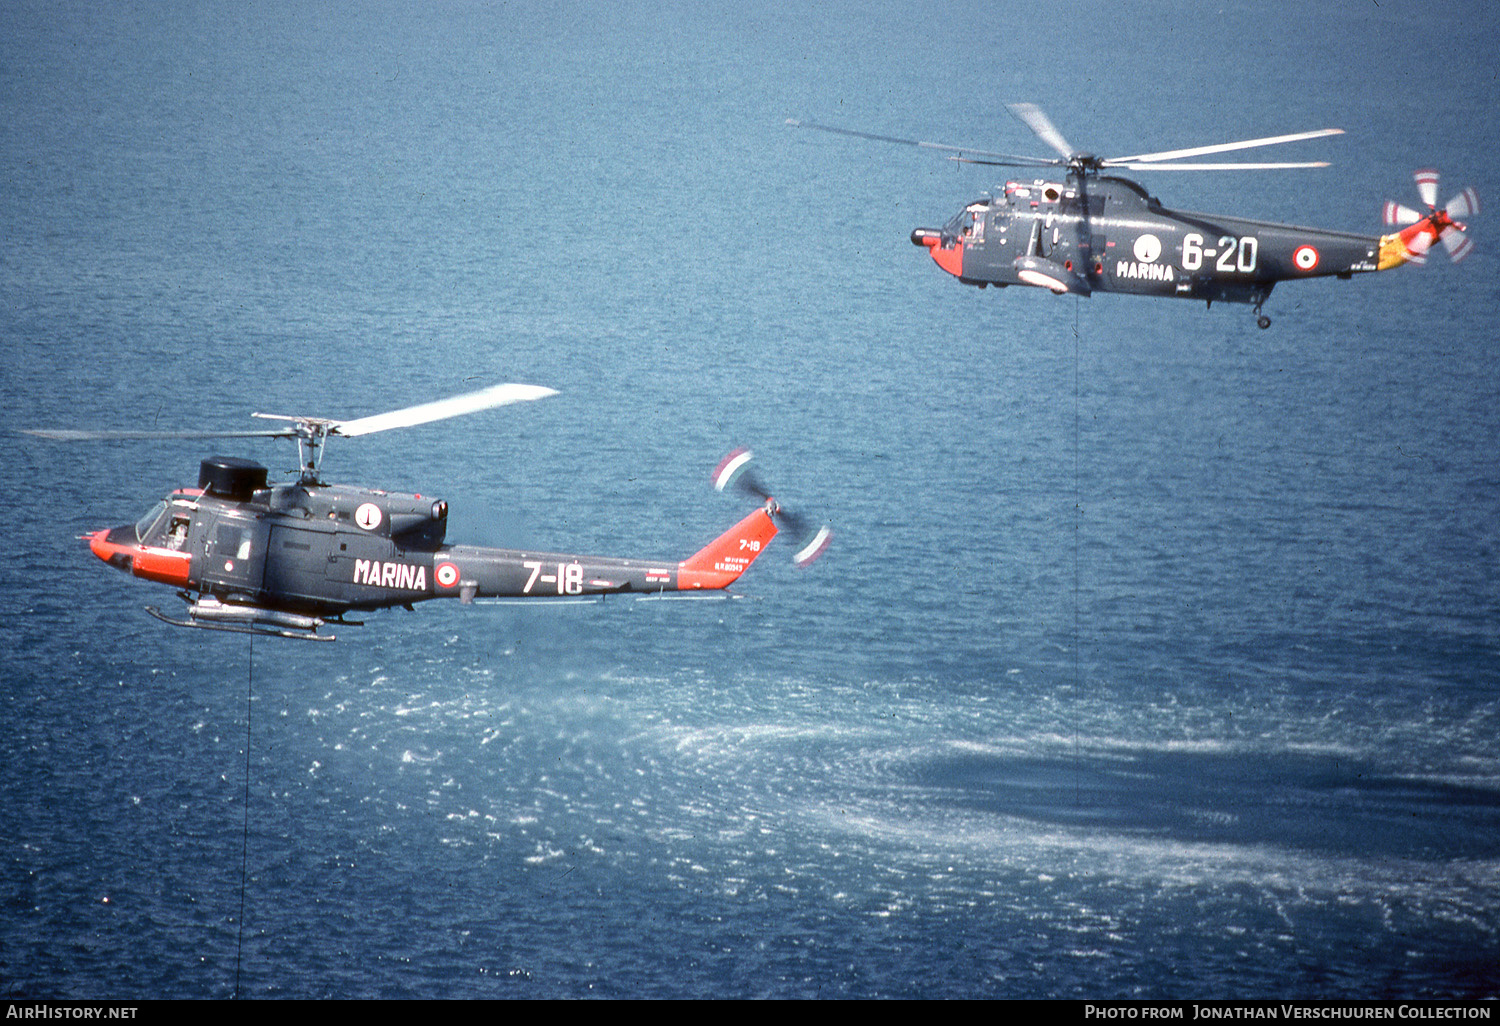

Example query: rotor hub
[1068,152,1103,174]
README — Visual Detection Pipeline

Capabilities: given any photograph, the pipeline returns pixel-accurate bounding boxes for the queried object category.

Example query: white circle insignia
[435,562,460,589]
[355,503,383,530]
[1293,245,1319,271]
[1133,234,1162,264]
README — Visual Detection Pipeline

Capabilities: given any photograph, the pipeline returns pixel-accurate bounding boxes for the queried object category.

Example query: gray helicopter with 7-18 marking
[22,383,831,641]
[790,104,1476,328]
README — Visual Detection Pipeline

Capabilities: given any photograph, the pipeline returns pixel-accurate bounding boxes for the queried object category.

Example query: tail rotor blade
[711,448,831,568]
[1415,169,1440,208]
[1446,186,1480,221]
[1395,172,1478,265]
[1441,225,1474,262]
[1384,201,1423,226]
[792,524,833,568]
[712,447,766,498]
[766,499,833,568]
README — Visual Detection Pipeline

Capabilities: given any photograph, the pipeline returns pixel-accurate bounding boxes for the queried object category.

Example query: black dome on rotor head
[199,456,268,501]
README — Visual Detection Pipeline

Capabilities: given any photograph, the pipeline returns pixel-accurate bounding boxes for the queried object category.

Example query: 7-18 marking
[523,560,584,595]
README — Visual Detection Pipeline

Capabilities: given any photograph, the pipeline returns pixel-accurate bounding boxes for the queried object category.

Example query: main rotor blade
[950,156,1069,169]
[1106,160,1333,171]
[1006,103,1075,160]
[786,118,1057,166]
[331,382,558,437]
[21,427,294,442]
[1108,128,1344,165]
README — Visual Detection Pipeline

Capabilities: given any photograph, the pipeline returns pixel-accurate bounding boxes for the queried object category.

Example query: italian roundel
[435,562,460,589]
[1293,245,1319,271]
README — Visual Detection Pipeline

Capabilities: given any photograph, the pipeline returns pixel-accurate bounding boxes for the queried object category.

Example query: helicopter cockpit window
[945,202,989,242]
[134,501,168,543]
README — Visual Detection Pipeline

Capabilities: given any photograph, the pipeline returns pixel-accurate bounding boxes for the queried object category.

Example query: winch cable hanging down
[234,633,252,999]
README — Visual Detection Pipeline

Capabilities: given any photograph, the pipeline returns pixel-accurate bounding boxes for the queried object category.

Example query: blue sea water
[3,0,1500,1000]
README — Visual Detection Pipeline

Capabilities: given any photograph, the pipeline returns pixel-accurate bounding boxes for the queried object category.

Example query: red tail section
[676,505,779,590]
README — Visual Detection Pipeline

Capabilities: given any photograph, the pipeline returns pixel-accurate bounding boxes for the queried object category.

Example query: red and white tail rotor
[1384,169,1479,264]
[712,448,832,568]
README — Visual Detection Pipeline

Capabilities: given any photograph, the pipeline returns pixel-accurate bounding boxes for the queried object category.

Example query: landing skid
[473,591,739,606]
[145,605,339,642]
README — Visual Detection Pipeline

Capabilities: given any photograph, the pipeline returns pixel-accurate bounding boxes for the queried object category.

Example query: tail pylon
[677,504,780,590]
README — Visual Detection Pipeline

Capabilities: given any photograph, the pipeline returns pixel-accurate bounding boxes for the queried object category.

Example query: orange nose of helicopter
[83,524,192,586]
[911,227,963,277]
[85,526,136,573]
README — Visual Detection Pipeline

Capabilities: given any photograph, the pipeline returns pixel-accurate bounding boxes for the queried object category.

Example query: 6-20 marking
[1182,233,1258,273]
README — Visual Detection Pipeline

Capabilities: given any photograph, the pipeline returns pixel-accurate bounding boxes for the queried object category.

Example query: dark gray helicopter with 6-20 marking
[789,104,1477,327]
[23,383,831,641]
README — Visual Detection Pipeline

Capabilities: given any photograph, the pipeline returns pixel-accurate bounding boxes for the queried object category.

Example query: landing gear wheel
[1252,290,1273,330]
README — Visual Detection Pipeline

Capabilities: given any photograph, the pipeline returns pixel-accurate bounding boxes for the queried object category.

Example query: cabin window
[134,502,168,543]
[214,522,255,561]
[166,516,191,550]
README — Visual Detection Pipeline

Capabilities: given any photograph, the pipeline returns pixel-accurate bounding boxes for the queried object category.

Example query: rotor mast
[249,414,340,483]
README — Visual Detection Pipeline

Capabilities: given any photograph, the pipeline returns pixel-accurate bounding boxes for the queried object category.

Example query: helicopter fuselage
[86,456,779,639]
[912,175,1403,322]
